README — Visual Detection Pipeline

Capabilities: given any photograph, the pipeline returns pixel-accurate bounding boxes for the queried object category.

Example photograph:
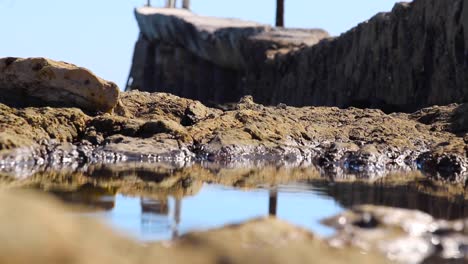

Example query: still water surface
[77,183,341,241]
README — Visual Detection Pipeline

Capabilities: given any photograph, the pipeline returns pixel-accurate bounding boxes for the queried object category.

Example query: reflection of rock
[310,172,468,220]
[48,183,116,212]
[3,164,319,200]
[4,164,468,218]
[0,57,119,113]
[0,190,387,264]
[324,205,468,263]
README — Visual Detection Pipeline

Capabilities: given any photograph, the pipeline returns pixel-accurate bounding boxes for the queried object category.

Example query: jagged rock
[0,57,120,113]
[0,91,466,181]
[0,104,89,151]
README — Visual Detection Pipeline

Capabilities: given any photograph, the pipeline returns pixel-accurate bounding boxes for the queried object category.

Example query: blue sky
[0,0,409,88]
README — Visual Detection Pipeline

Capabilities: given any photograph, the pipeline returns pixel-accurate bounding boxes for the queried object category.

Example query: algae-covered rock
[0,57,120,113]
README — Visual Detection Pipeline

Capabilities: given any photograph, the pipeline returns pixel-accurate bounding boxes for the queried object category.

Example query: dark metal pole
[146,0,151,7]
[268,189,278,216]
[275,0,284,27]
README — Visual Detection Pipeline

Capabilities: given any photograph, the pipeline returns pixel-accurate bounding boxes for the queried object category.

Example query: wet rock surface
[1,89,467,182]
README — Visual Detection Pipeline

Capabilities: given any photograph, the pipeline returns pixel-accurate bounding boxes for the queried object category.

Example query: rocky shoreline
[1,58,467,183]
[0,50,467,264]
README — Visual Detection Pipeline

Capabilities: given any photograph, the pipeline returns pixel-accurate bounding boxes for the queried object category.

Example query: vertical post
[182,0,190,9]
[268,189,278,216]
[172,198,182,238]
[275,0,284,27]
[146,0,151,7]
[166,0,176,8]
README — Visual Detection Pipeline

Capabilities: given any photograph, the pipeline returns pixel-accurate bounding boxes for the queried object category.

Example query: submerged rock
[0,57,120,113]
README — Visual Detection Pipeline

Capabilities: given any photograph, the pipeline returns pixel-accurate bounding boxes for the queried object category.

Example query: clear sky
[0,0,409,89]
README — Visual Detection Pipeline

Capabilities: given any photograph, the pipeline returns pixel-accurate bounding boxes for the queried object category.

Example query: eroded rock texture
[0,57,119,113]
[0,90,466,183]
[128,0,468,112]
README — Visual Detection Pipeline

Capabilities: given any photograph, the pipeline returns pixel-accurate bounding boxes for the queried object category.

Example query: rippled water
[68,183,341,241]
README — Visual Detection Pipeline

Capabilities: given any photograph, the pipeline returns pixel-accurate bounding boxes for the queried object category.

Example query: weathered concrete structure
[128,0,468,112]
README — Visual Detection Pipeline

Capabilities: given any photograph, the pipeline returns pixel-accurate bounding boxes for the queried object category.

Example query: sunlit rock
[0,57,120,113]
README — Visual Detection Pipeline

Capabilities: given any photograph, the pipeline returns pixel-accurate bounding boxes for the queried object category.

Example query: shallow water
[36,163,468,242]
[74,183,342,241]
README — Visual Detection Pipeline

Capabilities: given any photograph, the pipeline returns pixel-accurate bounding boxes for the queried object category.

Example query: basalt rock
[0,57,120,113]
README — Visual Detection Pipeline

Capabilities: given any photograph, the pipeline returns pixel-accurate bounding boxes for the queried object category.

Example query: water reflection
[269,189,277,216]
[35,164,468,241]
[310,179,468,220]
[49,183,116,211]
[50,183,339,241]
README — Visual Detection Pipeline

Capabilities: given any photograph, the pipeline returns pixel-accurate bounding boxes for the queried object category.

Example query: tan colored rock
[0,190,388,264]
[0,57,119,113]
[0,103,89,151]
[158,217,389,264]
[1,91,467,180]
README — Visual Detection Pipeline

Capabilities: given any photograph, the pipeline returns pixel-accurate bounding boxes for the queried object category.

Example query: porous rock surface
[0,57,119,113]
[0,89,466,182]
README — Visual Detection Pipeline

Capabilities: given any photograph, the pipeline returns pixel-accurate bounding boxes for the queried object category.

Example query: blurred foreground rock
[324,205,468,263]
[0,190,387,264]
